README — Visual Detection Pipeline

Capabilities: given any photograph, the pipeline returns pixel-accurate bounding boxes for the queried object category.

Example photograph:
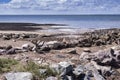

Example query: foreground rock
[4,72,33,80]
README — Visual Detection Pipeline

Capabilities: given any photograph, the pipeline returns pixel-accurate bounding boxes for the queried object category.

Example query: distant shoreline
[0,22,67,31]
[0,22,119,35]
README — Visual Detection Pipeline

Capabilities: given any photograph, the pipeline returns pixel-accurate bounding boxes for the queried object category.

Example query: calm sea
[0,15,120,29]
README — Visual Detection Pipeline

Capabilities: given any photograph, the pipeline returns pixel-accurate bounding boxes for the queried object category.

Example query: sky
[0,0,120,15]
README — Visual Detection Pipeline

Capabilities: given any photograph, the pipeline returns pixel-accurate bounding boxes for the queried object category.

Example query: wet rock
[4,72,33,80]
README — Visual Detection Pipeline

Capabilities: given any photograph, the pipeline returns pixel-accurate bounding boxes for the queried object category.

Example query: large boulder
[58,61,74,79]
[4,72,33,80]
[93,48,114,65]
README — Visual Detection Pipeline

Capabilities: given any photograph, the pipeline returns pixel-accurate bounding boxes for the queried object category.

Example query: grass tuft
[0,58,18,73]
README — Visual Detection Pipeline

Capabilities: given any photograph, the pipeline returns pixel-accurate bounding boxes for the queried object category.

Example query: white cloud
[0,0,120,14]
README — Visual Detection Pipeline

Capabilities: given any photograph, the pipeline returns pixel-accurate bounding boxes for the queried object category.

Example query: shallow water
[0,15,120,29]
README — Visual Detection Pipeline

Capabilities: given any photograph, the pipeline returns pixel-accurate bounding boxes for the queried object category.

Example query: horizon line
[0,14,120,16]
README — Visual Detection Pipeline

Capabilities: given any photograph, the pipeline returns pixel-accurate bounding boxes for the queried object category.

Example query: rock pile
[1,46,120,80]
[0,33,38,40]
[78,28,120,47]
[78,46,120,80]
[0,44,33,55]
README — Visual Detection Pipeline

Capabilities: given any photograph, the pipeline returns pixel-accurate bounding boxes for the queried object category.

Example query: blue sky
[0,0,120,14]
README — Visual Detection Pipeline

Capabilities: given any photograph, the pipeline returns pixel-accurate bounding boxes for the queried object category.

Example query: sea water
[0,15,120,29]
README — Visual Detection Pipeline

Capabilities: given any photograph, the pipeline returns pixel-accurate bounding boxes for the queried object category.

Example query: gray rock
[85,62,105,80]
[93,49,114,64]
[39,69,47,74]
[2,35,10,40]
[21,44,30,51]
[73,65,85,76]
[40,46,51,51]
[58,61,73,77]
[55,55,66,58]
[49,63,60,73]
[46,41,64,49]
[6,45,13,50]
[79,52,91,60]
[83,48,91,53]
[46,76,57,80]
[0,49,6,54]
[6,48,16,54]
[4,72,33,80]
[67,49,77,54]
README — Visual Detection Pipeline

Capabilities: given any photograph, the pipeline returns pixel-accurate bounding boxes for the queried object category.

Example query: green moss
[0,58,18,73]
[16,61,58,79]
[0,58,59,79]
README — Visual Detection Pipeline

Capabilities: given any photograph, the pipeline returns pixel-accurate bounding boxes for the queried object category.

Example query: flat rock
[4,72,33,80]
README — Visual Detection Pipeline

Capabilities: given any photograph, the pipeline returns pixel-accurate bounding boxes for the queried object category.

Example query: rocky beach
[0,23,120,80]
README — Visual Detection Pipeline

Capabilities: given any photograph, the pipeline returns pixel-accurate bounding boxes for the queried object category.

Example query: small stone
[39,69,47,74]
[55,55,66,58]
[6,45,12,50]
[50,63,60,73]
[22,44,30,50]
[83,48,91,53]
[73,65,85,76]
[67,49,77,54]
[46,76,57,80]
